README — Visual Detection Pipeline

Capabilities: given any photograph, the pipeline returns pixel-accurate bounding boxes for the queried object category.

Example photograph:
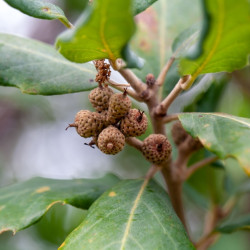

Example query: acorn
[120,109,148,137]
[107,91,132,124]
[67,110,104,138]
[142,134,172,164]
[97,126,125,154]
[88,86,113,112]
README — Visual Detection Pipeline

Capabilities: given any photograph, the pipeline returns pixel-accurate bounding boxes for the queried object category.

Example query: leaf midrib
[191,0,225,82]
[99,0,116,62]
[120,179,149,249]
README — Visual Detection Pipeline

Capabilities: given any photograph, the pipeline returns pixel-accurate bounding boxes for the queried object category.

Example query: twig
[155,75,190,116]
[186,156,219,179]
[107,79,131,87]
[125,137,143,152]
[145,165,161,180]
[162,113,180,123]
[118,68,147,95]
[157,56,175,87]
[196,206,222,250]
[107,79,143,102]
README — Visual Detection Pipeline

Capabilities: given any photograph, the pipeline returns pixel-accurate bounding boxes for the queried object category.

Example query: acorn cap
[74,110,104,138]
[120,109,148,137]
[97,125,125,155]
[107,92,132,124]
[88,86,114,112]
[142,134,172,164]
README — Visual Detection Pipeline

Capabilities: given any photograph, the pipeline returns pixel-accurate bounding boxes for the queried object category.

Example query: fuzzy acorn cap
[74,110,104,138]
[120,109,148,137]
[88,86,114,112]
[142,134,172,164]
[97,126,125,155]
[107,92,132,124]
[171,121,189,146]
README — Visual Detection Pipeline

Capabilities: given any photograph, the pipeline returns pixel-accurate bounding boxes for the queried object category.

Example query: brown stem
[107,79,143,102]
[145,165,161,180]
[154,76,191,116]
[125,137,143,152]
[186,156,219,179]
[162,113,180,123]
[157,56,175,87]
[118,68,147,95]
[161,160,188,230]
[196,206,223,250]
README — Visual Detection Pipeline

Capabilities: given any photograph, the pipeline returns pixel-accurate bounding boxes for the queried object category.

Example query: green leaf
[56,0,141,68]
[3,0,72,28]
[179,113,250,175]
[131,0,202,87]
[180,0,250,87]
[0,174,119,234]
[133,0,158,15]
[60,179,194,250]
[0,33,97,95]
[216,214,250,233]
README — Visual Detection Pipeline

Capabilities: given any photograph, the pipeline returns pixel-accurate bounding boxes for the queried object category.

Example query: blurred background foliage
[0,0,249,249]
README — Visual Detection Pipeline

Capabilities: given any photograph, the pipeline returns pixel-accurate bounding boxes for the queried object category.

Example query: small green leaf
[60,179,194,250]
[4,0,72,28]
[180,0,250,86]
[0,33,97,95]
[179,113,250,175]
[216,214,250,233]
[0,174,119,234]
[56,0,141,68]
[133,0,158,15]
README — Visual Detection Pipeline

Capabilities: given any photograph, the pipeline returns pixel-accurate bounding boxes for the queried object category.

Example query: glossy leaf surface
[4,0,71,28]
[0,34,97,95]
[56,0,140,67]
[179,113,250,175]
[60,179,194,250]
[180,0,250,86]
[0,174,119,234]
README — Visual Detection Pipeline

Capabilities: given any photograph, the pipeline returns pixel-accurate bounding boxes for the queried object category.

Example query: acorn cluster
[67,60,172,164]
[67,86,148,155]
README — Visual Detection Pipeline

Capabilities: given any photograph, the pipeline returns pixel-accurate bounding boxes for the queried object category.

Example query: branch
[145,165,161,180]
[155,75,191,116]
[186,156,219,179]
[107,79,143,102]
[125,137,143,152]
[118,68,147,95]
[161,151,190,231]
[196,206,222,250]
[162,113,180,123]
[157,56,175,86]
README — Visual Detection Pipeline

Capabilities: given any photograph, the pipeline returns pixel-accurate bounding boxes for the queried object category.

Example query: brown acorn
[88,86,114,112]
[68,110,104,138]
[107,92,132,124]
[120,109,148,137]
[142,134,172,164]
[97,126,125,154]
